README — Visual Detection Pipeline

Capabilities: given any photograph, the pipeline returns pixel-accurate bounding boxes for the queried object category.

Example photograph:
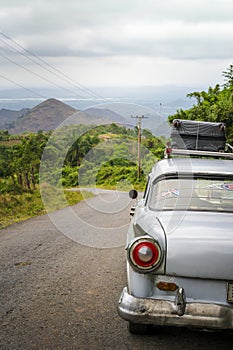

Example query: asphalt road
[0,189,233,350]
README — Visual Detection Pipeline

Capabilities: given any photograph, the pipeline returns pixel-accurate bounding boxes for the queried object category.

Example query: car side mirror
[129,189,138,199]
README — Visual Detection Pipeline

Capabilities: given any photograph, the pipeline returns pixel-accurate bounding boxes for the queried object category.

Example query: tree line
[0,131,49,192]
[168,64,233,144]
[0,124,165,193]
[1,63,233,195]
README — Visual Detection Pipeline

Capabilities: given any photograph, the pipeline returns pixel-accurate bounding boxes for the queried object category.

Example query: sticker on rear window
[204,183,233,191]
[161,189,180,197]
[223,184,233,191]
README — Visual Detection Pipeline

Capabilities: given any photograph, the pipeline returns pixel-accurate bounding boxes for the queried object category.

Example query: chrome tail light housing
[127,236,162,273]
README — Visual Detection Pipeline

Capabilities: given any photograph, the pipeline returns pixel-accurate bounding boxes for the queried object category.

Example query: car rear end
[118,158,233,333]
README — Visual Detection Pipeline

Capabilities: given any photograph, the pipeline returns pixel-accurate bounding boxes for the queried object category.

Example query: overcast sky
[0,0,233,92]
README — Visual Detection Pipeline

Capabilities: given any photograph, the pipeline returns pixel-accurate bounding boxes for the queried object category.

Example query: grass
[0,187,94,229]
[82,182,146,192]
[0,182,144,229]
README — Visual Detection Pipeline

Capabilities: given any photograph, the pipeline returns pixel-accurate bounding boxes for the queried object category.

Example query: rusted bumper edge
[117,287,233,330]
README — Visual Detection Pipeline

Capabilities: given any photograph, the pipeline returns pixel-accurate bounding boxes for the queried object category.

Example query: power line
[0,31,103,100]
[0,72,46,98]
[0,51,87,98]
[0,35,98,99]
[0,38,84,98]
[0,31,100,98]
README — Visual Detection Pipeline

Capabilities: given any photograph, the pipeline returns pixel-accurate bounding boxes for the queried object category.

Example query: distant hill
[84,107,126,124]
[2,97,169,136]
[57,107,127,129]
[6,98,127,134]
[0,108,30,128]
[92,103,170,136]
[11,98,77,133]
[66,107,127,127]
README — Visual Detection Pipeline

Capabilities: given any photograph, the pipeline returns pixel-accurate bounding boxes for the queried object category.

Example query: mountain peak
[13,98,77,133]
[30,98,75,111]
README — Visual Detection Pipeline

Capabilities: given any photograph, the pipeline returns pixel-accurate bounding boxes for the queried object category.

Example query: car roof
[151,158,233,179]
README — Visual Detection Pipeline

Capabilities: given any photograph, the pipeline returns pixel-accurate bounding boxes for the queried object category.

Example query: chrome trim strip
[171,148,233,159]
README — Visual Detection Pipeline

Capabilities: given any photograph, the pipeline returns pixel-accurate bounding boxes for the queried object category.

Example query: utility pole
[159,102,163,125]
[131,115,148,178]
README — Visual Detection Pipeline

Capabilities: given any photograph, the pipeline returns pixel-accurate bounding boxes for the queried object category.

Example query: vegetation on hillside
[0,124,163,195]
[1,63,233,228]
[0,123,165,227]
[168,64,233,144]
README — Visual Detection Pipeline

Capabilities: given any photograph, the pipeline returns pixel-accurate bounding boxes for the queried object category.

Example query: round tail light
[127,237,162,273]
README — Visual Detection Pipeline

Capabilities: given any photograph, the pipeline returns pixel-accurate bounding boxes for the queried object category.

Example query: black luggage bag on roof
[170,119,226,152]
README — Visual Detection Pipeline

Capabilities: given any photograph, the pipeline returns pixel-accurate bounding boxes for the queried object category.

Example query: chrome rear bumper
[118,287,233,329]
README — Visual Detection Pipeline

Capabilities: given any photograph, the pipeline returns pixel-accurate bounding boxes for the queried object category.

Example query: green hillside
[0,123,165,227]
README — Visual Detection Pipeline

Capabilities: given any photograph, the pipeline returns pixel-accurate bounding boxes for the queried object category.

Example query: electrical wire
[0,72,46,98]
[0,51,88,98]
[0,35,98,99]
[0,31,103,100]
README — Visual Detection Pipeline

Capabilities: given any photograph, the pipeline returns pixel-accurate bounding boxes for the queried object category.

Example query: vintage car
[118,148,233,334]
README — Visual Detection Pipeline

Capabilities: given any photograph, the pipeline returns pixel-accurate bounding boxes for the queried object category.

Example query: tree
[168,66,233,144]
[10,132,48,190]
[222,64,233,88]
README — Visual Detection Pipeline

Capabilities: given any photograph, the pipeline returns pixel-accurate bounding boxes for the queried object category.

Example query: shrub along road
[0,190,232,349]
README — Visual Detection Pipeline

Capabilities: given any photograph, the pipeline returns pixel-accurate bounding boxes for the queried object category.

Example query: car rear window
[149,177,233,213]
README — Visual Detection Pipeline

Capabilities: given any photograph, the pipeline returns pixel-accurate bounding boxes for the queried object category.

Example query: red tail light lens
[128,237,162,273]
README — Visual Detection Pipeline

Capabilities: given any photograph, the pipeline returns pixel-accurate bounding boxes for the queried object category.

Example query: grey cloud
[0,0,233,61]
[18,19,233,61]
[2,0,233,35]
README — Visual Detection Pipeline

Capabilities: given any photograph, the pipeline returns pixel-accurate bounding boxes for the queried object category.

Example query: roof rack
[164,146,233,160]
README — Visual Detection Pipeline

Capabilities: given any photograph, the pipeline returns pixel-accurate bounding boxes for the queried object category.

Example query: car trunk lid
[157,211,233,280]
